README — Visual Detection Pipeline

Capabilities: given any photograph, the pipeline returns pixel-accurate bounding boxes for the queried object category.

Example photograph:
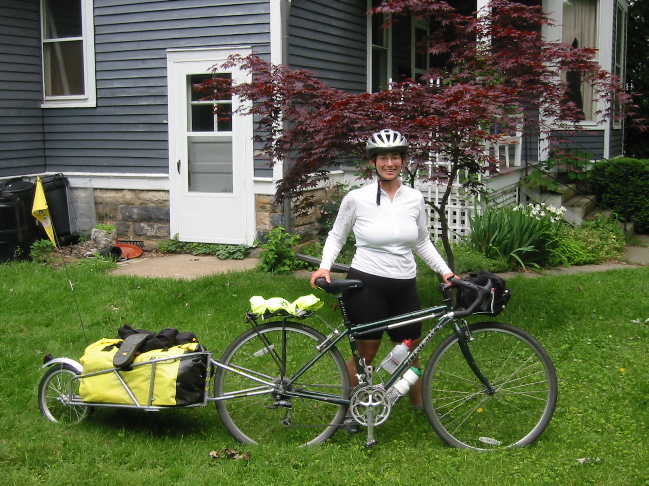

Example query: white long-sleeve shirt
[320,182,452,279]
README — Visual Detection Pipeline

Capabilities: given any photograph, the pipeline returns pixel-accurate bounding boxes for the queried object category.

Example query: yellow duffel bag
[79,338,207,406]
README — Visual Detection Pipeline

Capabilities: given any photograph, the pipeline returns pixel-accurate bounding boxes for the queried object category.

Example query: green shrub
[468,203,566,268]
[591,158,649,233]
[29,239,56,264]
[257,226,302,274]
[548,215,626,267]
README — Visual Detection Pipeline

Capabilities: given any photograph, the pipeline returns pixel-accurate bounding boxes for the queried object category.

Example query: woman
[310,128,455,409]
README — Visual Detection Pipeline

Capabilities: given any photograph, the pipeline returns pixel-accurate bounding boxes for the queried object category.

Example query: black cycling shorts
[343,267,422,342]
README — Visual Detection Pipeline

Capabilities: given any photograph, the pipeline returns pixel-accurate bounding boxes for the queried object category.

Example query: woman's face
[373,152,403,181]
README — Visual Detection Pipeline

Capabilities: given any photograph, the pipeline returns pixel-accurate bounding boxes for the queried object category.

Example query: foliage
[524,150,593,193]
[468,203,566,268]
[93,224,116,232]
[2,260,649,484]
[468,204,626,269]
[158,235,251,260]
[591,158,649,233]
[196,0,634,271]
[548,216,626,267]
[29,239,56,264]
[256,226,302,274]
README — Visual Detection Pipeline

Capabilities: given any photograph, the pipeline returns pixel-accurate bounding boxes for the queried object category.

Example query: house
[0,0,628,248]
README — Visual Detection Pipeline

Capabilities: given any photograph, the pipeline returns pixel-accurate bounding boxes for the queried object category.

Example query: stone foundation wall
[93,188,326,243]
[94,189,170,240]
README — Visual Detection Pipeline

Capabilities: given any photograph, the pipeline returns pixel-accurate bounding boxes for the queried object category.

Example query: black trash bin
[0,178,38,257]
[40,173,77,245]
[0,192,32,261]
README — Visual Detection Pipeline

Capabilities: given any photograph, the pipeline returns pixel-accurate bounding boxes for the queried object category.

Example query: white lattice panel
[415,156,520,242]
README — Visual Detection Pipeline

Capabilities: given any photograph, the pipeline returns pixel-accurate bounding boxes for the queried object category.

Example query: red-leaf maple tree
[196,0,635,271]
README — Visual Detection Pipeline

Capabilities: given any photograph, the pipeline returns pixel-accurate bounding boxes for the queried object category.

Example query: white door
[167,48,254,245]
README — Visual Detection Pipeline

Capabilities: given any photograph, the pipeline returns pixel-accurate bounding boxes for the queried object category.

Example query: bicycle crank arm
[365,408,378,448]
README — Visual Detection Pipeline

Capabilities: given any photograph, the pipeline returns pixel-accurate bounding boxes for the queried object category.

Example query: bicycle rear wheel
[214,321,350,446]
[423,322,557,450]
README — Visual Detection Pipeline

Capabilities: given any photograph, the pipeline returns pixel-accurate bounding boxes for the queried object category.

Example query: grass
[1,260,649,485]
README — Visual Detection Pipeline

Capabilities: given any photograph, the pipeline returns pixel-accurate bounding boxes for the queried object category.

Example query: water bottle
[386,367,422,405]
[378,339,412,374]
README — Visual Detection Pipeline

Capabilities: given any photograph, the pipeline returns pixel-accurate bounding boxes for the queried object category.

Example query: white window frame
[561,0,600,124]
[612,0,627,129]
[41,0,96,108]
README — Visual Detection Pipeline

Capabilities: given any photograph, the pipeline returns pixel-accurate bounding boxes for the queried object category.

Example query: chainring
[349,385,391,426]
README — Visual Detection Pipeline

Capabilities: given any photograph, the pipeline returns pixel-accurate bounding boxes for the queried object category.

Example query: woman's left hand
[442,272,456,284]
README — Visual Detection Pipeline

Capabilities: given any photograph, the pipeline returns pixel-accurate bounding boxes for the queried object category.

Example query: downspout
[271,0,293,232]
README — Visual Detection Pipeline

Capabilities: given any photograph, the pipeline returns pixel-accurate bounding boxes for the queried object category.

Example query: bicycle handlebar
[442,276,493,318]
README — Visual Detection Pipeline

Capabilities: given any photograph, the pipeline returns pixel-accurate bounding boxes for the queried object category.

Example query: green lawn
[1,260,648,485]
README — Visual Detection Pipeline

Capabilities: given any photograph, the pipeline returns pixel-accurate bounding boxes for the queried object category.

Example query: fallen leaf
[209,448,252,460]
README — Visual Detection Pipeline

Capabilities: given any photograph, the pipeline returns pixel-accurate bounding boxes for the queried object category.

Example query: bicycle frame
[216,296,494,408]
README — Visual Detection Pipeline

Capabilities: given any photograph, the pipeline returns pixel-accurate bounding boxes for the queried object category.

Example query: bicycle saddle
[315,278,364,294]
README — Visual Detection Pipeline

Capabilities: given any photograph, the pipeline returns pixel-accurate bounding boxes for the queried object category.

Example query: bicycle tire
[214,321,350,446]
[423,321,557,450]
[38,364,93,424]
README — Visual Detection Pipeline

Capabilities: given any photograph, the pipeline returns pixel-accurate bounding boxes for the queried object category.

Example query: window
[562,0,598,121]
[412,21,430,83]
[187,73,234,193]
[189,73,233,132]
[41,0,96,107]
[368,0,390,92]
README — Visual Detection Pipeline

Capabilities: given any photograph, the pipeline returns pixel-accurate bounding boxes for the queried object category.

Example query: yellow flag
[31,177,57,247]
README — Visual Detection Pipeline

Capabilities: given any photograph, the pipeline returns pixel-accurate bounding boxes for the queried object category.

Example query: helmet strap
[375,166,388,205]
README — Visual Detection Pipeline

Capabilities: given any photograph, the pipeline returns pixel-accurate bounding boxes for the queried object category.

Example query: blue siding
[610,127,624,158]
[0,1,45,177]
[288,0,367,93]
[550,130,606,160]
[41,0,272,175]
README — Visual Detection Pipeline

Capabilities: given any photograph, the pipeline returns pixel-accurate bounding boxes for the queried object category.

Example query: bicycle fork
[453,321,497,395]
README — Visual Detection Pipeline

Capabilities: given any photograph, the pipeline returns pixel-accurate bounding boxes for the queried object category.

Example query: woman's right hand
[310,268,331,288]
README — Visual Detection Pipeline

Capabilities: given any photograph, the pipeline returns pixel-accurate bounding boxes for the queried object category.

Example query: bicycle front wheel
[423,322,557,450]
[214,321,350,446]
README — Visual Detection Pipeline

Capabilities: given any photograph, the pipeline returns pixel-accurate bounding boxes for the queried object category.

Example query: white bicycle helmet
[366,129,409,158]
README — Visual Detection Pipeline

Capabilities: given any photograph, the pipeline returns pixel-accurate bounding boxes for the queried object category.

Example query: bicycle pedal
[364,439,378,448]
[265,401,292,409]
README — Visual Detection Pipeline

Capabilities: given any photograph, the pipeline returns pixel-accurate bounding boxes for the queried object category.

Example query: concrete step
[563,194,598,224]
[557,184,579,204]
